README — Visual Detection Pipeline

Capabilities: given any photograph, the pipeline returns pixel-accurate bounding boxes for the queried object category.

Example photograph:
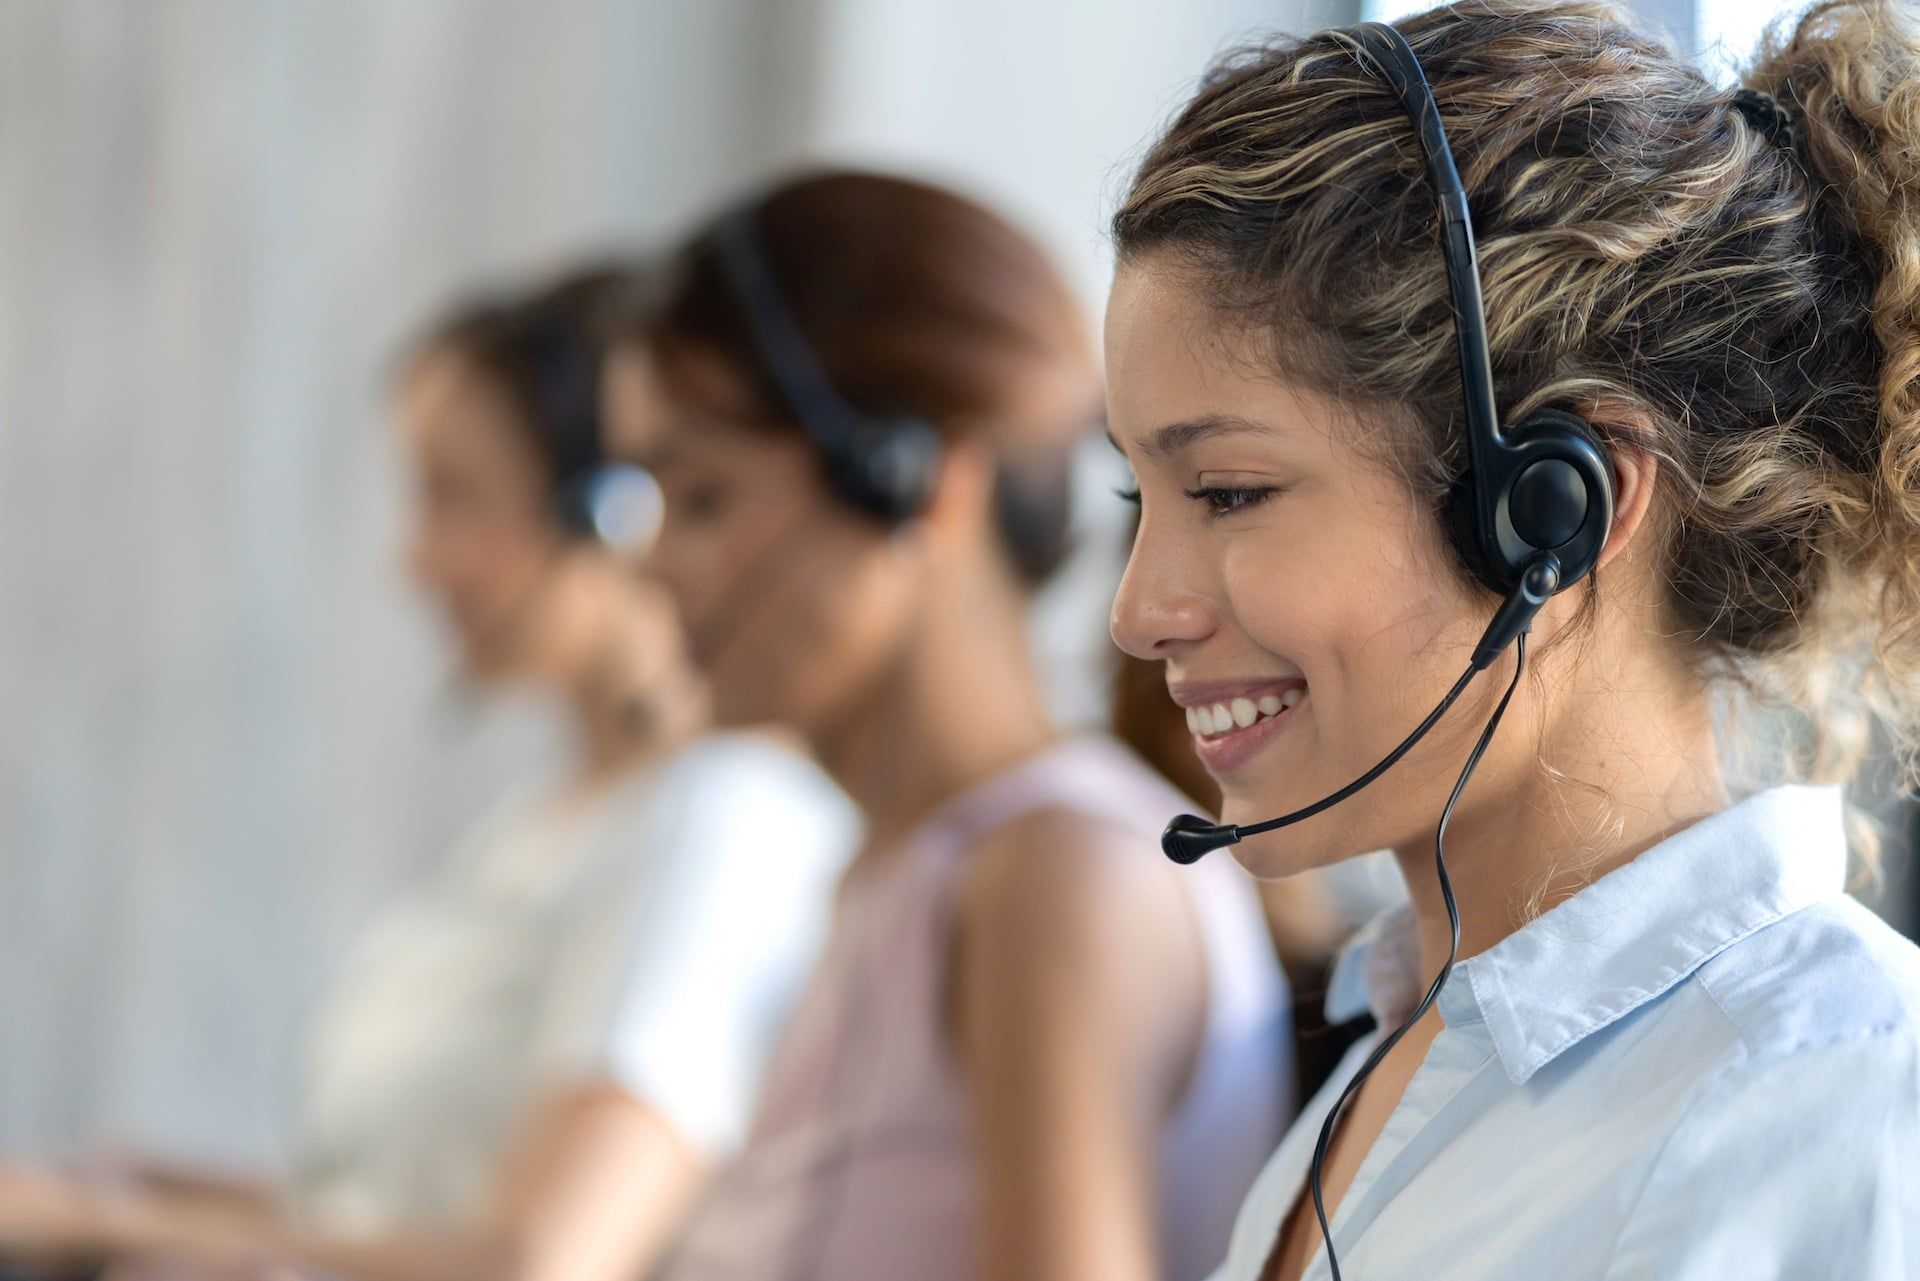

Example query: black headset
[1371,24,1616,604]
[511,305,660,550]
[1158,24,1617,1281]
[709,202,945,525]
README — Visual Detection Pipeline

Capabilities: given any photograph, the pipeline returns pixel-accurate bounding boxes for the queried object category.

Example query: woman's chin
[1227,837,1310,880]
[1216,809,1347,881]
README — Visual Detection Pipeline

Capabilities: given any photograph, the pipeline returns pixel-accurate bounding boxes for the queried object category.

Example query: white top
[664,736,1292,1281]
[1211,784,1920,1281]
[288,733,857,1233]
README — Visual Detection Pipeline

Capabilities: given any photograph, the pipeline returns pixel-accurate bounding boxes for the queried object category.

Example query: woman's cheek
[1221,546,1317,663]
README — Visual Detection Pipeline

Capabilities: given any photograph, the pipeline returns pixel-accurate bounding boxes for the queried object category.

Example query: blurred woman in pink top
[602,170,1292,1281]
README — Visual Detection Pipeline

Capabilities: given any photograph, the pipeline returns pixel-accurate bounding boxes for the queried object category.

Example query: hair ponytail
[1740,2,1920,792]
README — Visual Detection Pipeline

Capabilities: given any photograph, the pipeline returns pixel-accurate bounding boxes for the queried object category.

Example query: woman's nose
[1109,521,1217,660]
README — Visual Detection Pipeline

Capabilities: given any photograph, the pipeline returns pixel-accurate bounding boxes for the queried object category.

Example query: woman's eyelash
[1111,483,1280,514]
[1184,485,1279,516]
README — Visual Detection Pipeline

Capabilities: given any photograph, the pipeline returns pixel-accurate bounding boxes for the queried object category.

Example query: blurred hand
[0,1162,113,1260]
[49,1152,266,1222]
[103,1258,309,1281]
[574,556,711,752]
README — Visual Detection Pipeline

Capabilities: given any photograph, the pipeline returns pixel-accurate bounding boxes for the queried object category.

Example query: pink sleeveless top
[660,736,1292,1281]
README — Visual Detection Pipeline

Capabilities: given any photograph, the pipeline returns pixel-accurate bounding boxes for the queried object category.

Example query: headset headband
[707,201,942,524]
[1345,22,1612,598]
[710,205,871,462]
[1350,24,1507,529]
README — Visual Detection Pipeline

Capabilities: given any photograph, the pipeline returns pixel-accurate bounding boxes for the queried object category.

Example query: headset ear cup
[831,416,943,525]
[867,417,944,521]
[1443,409,1615,595]
[1445,468,1509,594]
[552,473,597,542]
[1504,409,1615,591]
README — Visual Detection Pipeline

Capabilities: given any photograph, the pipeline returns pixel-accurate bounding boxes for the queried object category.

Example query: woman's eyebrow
[1125,412,1279,460]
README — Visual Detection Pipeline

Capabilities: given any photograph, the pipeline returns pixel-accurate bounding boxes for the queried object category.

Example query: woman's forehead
[607,343,760,463]
[401,349,543,474]
[1106,262,1408,479]
[1106,268,1268,435]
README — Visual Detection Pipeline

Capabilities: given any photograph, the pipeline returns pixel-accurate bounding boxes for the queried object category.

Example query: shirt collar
[1324,784,1848,1084]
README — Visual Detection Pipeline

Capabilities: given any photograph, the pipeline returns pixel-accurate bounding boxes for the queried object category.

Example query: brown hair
[1114,0,1920,797]
[410,265,649,513]
[641,169,1094,585]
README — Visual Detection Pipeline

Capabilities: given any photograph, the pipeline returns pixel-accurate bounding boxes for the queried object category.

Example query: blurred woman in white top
[0,271,855,1281]
[603,170,1291,1281]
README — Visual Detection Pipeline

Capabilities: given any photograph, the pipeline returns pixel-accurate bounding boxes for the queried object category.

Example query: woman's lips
[1172,680,1307,777]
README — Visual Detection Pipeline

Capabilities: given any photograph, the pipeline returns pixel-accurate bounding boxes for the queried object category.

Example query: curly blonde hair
[1115,0,1920,818]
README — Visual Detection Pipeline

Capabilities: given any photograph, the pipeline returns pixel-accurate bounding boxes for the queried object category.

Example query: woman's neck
[1393,645,1730,981]
[815,568,1058,856]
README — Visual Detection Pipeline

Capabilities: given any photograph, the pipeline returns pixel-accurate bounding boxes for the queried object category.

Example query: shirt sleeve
[531,734,857,1155]
[1605,1029,1920,1280]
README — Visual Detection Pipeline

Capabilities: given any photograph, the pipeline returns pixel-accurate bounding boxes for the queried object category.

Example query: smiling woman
[1105,2,1920,1279]
[1107,280,1525,880]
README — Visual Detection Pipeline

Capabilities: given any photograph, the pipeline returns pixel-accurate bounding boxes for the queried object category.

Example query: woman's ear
[1582,404,1662,573]
[914,436,994,545]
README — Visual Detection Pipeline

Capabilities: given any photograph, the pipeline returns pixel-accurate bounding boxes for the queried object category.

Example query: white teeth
[1185,688,1307,739]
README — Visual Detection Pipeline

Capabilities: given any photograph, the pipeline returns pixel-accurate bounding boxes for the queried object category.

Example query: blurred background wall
[0,0,1324,1169]
[1,0,1902,1172]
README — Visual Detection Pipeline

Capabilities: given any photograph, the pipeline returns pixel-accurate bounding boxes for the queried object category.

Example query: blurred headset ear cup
[551,475,597,541]
[831,416,944,525]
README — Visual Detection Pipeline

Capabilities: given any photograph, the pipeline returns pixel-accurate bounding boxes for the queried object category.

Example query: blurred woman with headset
[603,170,1291,1281]
[1106,2,1920,1278]
[0,272,854,1281]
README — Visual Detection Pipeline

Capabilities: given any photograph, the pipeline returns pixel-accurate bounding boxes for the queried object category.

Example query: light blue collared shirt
[1211,785,1920,1280]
